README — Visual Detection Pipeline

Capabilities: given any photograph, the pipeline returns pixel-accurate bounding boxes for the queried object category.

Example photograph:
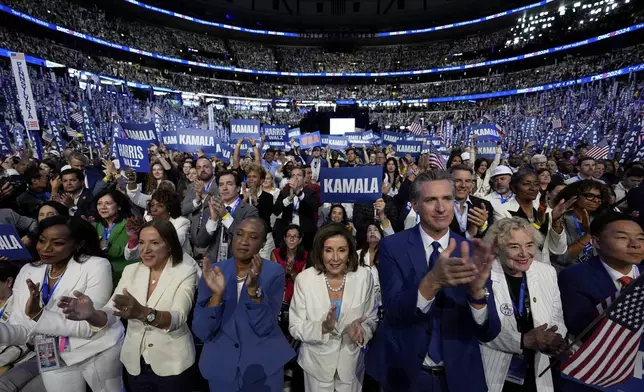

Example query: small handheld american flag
[559,275,644,387]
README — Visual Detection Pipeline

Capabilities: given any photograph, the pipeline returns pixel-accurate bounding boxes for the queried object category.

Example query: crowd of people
[1,0,639,74]
[0,114,643,392]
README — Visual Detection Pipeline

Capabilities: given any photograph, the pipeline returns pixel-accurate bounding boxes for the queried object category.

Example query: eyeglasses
[580,192,602,201]
[285,235,300,240]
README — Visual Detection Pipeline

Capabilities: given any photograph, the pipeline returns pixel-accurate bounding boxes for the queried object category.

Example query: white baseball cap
[491,165,513,178]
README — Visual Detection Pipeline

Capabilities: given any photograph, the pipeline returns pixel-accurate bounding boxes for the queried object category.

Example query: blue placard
[475,136,499,160]
[382,130,403,145]
[299,131,322,149]
[230,119,260,142]
[327,135,349,150]
[119,122,158,143]
[114,138,151,173]
[0,224,32,260]
[320,166,383,204]
[395,140,423,157]
[0,126,11,154]
[214,143,233,163]
[466,123,501,141]
[262,125,288,148]
[288,128,301,141]
[165,128,221,154]
[344,132,370,146]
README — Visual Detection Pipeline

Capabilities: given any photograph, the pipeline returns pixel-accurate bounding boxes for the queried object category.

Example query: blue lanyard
[227,198,241,216]
[102,223,116,241]
[0,300,8,321]
[571,214,584,237]
[204,179,214,193]
[512,276,527,317]
[292,196,300,213]
[500,192,513,204]
[41,267,64,306]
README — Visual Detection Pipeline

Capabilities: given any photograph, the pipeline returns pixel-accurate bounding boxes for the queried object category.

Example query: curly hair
[148,188,181,219]
[553,179,610,215]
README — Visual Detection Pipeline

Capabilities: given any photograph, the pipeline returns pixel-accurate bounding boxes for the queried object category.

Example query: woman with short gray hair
[479,217,567,392]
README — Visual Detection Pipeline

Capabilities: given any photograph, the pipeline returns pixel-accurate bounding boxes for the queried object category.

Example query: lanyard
[0,300,8,321]
[204,178,214,193]
[102,223,116,241]
[510,276,527,317]
[41,266,64,306]
[313,159,318,169]
[500,192,513,204]
[571,214,585,237]
[227,198,241,216]
[292,196,300,214]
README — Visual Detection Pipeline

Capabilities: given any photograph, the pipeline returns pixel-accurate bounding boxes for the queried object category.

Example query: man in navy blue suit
[366,170,501,392]
[558,212,644,391]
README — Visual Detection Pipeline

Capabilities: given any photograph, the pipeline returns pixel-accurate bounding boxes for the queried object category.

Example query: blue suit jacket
[558,256,643,392]
[365,226,501,392]
[192,258,295,386]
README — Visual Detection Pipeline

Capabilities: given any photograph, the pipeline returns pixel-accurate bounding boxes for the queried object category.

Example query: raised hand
[467,204,488,235]
[49,175,61,193]
[580,208,591,233]
[25,279,42,320]
[58,290,96,321]
[322,303,338,334]
[113,288,146,320]
[245,254,263,291]
[551,196,578,222]
[209,196,227,220]
[348,316,367,345]
[423,239,477,290]
[194,180,204,201]
[203,256,226,299]
[467,238,494,297]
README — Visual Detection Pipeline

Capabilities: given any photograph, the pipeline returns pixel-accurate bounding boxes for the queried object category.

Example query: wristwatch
[467,287,490,305]
[144,309,157,325]
[252,287,263,299]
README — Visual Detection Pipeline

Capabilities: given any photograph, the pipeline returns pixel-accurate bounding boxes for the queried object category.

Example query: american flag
[560,275,644,387]
[408,117,427,136]
[153,106,165,118]
[552,117,563,129]
[70,110,83,124]
[585,139,610,160]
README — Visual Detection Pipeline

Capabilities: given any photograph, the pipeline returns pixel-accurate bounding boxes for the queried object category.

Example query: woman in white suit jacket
[289,224,378,392]
[59,220,199,391]
[0,215,124,392]
[481,217,568,392]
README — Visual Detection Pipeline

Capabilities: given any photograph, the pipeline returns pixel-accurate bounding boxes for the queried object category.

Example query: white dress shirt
[282,191,305,226]
[415,228,488,367]
[205,198,240,234]
[311,158,321,181]
[601,259,640,290]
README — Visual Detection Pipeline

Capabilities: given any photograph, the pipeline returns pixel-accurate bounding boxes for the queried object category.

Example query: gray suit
[181,181,219,249]
[193,199,258,262]
[0,208,37,234]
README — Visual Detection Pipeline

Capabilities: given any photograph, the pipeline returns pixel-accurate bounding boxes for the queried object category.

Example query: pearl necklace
[47,266,66,280]
[236,275,247,282]
[324,273,346,293]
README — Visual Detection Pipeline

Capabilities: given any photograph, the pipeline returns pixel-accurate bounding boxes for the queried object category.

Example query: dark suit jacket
[252,190,275,231]
[626,184,644,227]
[449,195,494,239]
[273,187,319,244]
[75,188,95,218]
[193,199,258,261]
[366,227,500,392]
[16,190,48,218]
[558,256,643,392]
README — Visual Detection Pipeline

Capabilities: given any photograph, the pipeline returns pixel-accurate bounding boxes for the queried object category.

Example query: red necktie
[618,276,633,289]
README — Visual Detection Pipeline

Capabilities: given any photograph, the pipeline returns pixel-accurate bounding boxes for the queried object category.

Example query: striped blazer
[480,259,567,392]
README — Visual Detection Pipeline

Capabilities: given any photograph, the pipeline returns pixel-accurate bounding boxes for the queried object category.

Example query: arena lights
[2,47,643,105]
[1,4,642,79]
[122,0,556,38]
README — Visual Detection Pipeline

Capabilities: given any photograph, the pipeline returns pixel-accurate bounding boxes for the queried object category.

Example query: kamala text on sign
[119,122,158,142]
[395,141,423,157]
[320,166,383,204]
[0,224,32,260]
[230,119,260,141]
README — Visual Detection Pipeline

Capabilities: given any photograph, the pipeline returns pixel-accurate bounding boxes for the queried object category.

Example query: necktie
[428,241,441,267]
[427,241,442,363]
[618,276,633,289]
[226,206,232,214]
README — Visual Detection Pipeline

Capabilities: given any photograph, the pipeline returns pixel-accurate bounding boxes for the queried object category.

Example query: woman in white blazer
[289,224,378,392]
[0,215,124,392]
[124,188,192,260]
[58,220,199,391]
[490,170,574,265]
[481,217,568,392]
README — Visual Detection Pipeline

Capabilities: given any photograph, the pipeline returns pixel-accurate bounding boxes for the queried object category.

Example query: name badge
[218,242,229,262]
[506,354,526,385]
[35,336,62,372]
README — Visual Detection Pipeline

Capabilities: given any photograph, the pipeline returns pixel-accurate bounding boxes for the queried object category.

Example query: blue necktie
[428,241,442,363]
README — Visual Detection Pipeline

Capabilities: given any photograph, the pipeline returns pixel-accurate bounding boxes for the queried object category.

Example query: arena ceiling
[142,0,537,33]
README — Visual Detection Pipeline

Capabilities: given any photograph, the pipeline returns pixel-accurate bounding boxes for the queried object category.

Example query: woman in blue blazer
[193,217,295,392]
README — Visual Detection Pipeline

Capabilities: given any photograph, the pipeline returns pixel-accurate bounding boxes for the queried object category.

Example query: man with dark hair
[60,168,94,217]
[345,147,359,167]
[367,170,499,392]
[558,212,644,392]
[195,170,258,262]
[16,166,50,218]
[273,167,319,250]
[449,165,494,239]
[614,166,644,211]
[300,146,327,182]
[565,156,604,185]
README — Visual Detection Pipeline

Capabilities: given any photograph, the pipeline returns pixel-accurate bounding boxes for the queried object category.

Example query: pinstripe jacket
[480,259,567,392]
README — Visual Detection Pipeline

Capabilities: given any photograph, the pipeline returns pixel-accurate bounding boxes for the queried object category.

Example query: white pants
[303,369,363,392]
[259,232,275,260]
[41,343,124,392]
